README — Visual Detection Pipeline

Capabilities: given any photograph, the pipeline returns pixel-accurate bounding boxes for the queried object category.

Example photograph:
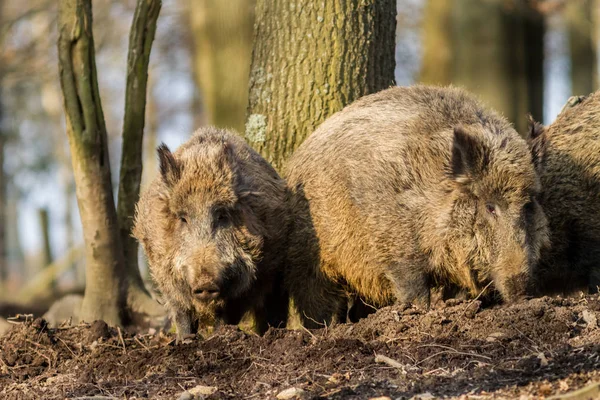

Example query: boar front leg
[386,261,431,310]
[253,272,290,334]
[173,309,194,344]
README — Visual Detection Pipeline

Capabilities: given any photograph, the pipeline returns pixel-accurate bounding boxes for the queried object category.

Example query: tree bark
[419,0,452,85]
[452,1,544,133]
[58,0,125,326]
[566,0,597,95]
[246,0,396,171]
[116,0,161,301]
[188,0,255,133]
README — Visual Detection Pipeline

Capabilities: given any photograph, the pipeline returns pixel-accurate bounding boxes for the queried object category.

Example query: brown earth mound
[2,295,600,399]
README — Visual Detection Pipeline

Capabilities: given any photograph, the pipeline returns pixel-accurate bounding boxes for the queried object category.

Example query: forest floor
[1,294,600,399]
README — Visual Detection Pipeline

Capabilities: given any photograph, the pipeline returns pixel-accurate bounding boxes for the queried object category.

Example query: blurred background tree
[0,0,599,323]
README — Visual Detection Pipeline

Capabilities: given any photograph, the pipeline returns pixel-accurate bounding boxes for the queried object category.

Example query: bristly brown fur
[284,85,549,328]
[133,127,291,339]
[528,91,600,295]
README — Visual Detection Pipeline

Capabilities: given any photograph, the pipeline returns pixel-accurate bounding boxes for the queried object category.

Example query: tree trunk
[188,0,255,133]
[419,0,452,85]
[451,1,544,133]
[523,5,545,124]
[116,0,161,306]
[0,0,4,286]
[0,105,5,285]
[58,0,126,326]
[38,208,54,289]
[246,0,396,171]
[566,0,597,95]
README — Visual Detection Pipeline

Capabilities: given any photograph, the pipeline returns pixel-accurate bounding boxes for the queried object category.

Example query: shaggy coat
[285,85,549,328]
[134,127,290,339]
[528,91,600,294]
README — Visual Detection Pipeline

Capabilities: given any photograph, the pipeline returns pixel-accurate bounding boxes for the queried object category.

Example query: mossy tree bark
[419,0,452,85]
[246,0,396,171]
[188,0,255,133]
[566,0,597,96]
[116,0,161,313]
[452,0,544,132]
[58,0,163,326]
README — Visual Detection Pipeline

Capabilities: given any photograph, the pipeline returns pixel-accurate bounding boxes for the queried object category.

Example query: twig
[134,336,150,352]
[458,280,493,319]
[374,354,407,374]
[300,324,317,340]
[57,337,77,358]
[117,327,127,355]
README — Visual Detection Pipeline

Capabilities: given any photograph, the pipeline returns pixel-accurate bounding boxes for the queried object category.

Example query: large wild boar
[528,91,600,294]
[285,85,549,328]
[133,127,290,340]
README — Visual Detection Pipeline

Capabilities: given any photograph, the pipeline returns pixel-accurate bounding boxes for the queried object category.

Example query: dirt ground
[1,295,600,400]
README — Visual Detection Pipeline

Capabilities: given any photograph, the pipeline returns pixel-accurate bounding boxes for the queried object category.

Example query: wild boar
[133,127,290,340]
[285,85,549,328]
[528,91,600,295]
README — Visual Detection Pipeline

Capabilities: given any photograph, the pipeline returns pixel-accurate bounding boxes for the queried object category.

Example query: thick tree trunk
[116,0,161,305]
[246,0,396,171]
[452,1,544,133]
[58,0,125,326]
[419,0,452,85]
[188,0,255,133]
[566,0,597,95]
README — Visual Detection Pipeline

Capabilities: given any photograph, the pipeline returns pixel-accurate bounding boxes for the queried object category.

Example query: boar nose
[193,282,220,302]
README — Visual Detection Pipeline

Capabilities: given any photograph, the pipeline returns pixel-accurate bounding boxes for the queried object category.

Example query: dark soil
[2,295,600,399]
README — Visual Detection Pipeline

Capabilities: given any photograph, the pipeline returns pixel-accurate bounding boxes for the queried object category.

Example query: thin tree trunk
[567,0,597,95]
[0,105,5,285]
[246,0,396,171]
[523,6,545,124]
[116,0,161,309]
[0,0,4,286]
[452,0,544,133]
[188,0,255,133]
[58,0,125,326]
[419,0,452,85]
[38,208,54,289]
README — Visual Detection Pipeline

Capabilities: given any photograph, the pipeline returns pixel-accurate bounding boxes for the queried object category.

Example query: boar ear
[157,143,181,187]
[526,114,546,171]
[451,126,488,182]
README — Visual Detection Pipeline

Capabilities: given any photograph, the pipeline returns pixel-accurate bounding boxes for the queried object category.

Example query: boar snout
[192,277,220,302]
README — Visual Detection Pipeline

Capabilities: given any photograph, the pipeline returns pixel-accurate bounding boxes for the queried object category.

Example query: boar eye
[178,214,188,224]
[213,208,231,227]
[486,203,497,216]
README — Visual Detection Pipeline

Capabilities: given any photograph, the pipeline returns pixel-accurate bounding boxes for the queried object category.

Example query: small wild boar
[528,91,600,294]
[134,127,290,340]
[285,85,549,328]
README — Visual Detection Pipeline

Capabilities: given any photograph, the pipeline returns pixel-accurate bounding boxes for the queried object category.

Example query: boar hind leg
[386,264,431,309]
